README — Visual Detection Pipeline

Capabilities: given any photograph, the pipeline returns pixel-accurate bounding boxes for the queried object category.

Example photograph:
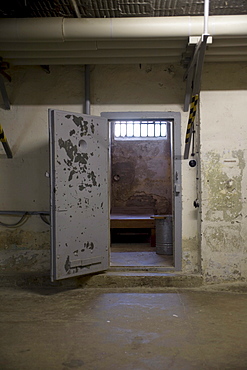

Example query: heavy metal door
[49,109,109,281]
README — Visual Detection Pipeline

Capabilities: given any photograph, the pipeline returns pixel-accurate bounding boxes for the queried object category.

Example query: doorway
[101,112,182,271]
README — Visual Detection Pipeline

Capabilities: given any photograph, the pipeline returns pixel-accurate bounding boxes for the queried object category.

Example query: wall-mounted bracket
[0,74,10,110]
[183,34,209,159]
[0,124,13,158]
[183,34,210,112]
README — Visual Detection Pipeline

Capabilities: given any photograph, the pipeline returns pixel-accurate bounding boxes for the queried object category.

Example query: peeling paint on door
[49,110,109,281]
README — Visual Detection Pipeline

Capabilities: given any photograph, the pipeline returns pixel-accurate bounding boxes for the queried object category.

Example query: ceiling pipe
[8,55,247,65]
[2,47,246,60]
[8,56,181,65]
[0,39,188,51]
[1,49,183,58]
[0,15,246,42]
[1,37,247,52]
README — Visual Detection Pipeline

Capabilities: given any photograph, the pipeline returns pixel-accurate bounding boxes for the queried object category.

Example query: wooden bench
[110,214,156,247]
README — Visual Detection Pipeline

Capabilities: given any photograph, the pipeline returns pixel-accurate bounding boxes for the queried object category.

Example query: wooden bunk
[110,214,156,247]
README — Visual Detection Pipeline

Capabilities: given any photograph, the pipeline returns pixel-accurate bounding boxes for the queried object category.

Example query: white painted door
[49,109,109,281]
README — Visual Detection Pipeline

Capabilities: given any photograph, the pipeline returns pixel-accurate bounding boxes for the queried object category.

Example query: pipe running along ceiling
[0,15,246,65]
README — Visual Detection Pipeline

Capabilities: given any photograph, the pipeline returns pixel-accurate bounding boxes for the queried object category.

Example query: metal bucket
[155,215,173,255]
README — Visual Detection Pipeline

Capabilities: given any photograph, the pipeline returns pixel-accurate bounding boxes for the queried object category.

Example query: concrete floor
[1,286,247,370]
[111,243,173,267]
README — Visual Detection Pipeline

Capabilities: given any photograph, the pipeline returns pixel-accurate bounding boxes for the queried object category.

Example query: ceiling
[0,0,247,18]
[0,1,246,67]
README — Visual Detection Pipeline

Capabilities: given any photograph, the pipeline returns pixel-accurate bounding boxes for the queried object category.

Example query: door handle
[175,171,181,194]
[175,184,181,194]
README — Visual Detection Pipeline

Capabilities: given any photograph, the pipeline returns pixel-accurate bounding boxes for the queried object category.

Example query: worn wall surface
[111,135,172,215]
[0,64,198,274]
[1,62,246,281]
[200,63,247,282]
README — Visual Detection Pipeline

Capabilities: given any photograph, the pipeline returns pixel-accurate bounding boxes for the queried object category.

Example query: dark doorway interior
[110,120,173,268]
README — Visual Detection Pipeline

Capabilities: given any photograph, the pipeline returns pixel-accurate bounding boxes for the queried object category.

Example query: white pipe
[0,38,247,52]
[205,55,247,62]
[1,49,183,58]
[0,39,187,51]
[2,47,246,61]
[9,55,247,66]
[204,0,210,35]
[9,56,180,65]
[206,46,247,55]
[0,18,64,42]
[0,15,246,42]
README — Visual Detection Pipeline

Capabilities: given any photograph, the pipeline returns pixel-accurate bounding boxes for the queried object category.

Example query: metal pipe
[1,38,246,52]
[0,211,50,215]
[64,15,247,39]
[84,65,90,115]
[0,16,246,42]
[2,46,247,61]
[0,39,193,51]
[8,56,187,65]
[84,64,91,114]
[8,55,247,65]
[204,0,210,35]
[70,0,81,18]
[1,48,183,58]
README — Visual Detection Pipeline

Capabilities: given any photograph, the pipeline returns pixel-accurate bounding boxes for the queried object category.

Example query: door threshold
[109,265,175,273]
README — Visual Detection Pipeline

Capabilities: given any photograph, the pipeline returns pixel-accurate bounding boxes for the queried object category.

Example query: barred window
[113,120,168,139]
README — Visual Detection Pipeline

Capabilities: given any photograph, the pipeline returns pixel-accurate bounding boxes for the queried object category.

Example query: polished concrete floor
[0,286,247,370]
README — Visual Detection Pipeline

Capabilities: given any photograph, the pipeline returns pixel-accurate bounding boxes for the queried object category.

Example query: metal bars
[113,120,168,139]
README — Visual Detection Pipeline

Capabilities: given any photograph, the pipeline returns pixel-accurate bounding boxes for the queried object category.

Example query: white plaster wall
[0,63,197,273]
[200,63,247,281]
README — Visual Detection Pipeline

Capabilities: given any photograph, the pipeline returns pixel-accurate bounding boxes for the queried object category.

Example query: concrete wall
[111,134,172,215]
[0,62,246,281]
[200,63,247,282]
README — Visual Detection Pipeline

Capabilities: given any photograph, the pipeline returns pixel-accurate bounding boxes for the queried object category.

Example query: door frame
[101,111,182,271]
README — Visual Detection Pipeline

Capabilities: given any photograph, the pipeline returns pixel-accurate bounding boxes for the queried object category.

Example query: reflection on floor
[110,243,173,267]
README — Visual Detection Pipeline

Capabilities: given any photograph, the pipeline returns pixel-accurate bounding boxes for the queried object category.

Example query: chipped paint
[201,148,247,282]
[58,138,77,162]
[64,255,71,273]
[51,111,109,280]
[203,151,244,221]
[58,134,97,191]
[182,237,200,274]
[65,115,89,136]
[90,120,95,134]
[87,171,97,186]
[69,129,75,136]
